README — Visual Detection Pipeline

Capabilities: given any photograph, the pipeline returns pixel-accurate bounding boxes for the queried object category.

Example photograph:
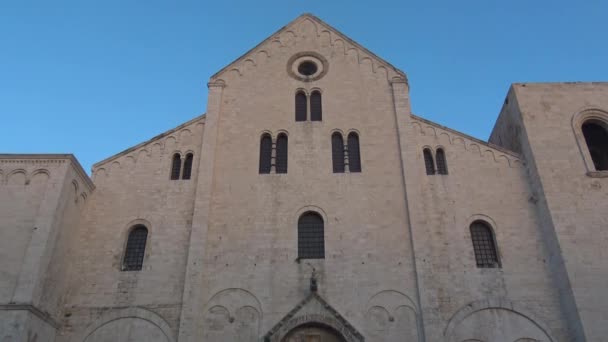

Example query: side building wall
[491,82,608,341]
[59,117,204,342]
[404,117,568,341]
[0,155,93,342]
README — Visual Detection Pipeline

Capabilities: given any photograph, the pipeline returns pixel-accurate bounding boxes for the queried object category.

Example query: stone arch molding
[202,288,262,342]
[364,290,419,342]
[211,14,406,83]
[411,118,522,168]
[571,107,608,173]
[74,307,174,342]
[444,298,555,342]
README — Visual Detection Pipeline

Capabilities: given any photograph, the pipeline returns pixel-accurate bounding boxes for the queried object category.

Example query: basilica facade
[1,14,607,342]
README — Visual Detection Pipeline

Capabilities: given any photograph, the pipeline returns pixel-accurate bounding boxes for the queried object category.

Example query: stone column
[178,79,225,342]
[389,76,427,342]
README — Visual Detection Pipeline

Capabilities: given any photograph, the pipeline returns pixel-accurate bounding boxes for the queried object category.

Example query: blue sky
[1,1,607,173]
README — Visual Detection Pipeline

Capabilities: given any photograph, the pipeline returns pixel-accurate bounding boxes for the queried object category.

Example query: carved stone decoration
[202,288,262,342]
[444,299,555,342]
[364,290,419,342]
[264,293,364,342]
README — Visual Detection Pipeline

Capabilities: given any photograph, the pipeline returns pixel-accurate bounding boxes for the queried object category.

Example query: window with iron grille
[259,134,272,174]
[423,148,435,175]
[347,133,361,172]
[295,92,307,122]
[436,148,448,175]
[298,212,324,259]
[310,91,322,121]
[170,154,181,180]
[331,133,345,173]
[470,221,500,268]
[182,153,194,180]
[582,121,608,171]
[275,134,288,174]
[122,225,148,271]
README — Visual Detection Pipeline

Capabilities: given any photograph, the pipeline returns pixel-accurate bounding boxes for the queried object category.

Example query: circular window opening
[298,61,318,76]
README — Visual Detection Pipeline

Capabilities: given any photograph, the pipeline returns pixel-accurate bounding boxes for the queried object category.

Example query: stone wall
[59,117,204,341]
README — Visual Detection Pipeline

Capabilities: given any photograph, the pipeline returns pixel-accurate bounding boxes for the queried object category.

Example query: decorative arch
[74,307,174,342]
[202,288,262,342]
[571,107,608,173]
[444,299,555,342]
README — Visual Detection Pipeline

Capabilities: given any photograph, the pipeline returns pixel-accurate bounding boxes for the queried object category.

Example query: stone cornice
[93,114,205,169]
[0,303,60,329]
[0,154,94,191]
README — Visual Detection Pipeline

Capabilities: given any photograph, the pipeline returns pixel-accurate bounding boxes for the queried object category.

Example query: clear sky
[1,1,607,173]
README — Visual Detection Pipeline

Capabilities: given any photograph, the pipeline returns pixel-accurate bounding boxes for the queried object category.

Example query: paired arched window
[122,225,148,271]
[295,91,307,122]
[295,90,322,122]
[470,221,500,268]
[423,148,448,175]
[347,133,361,172]
[182,153,194,180]
[332,132,361,173]
[436,148,448,175]
[259,133,288,174]
[170,154,181,180]
[276,134,288,174]
[423,148,435,175]
[259,134,272,174]
[298,212,325,259]
[170,153,194,180]
[310,91,322,121]
[582,120,608,171]
[331,133,345,173]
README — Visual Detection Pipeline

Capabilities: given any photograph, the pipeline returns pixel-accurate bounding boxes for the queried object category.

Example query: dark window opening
[298,61,318,76]
[170,154,181,180]
[347,133,361,172]
[182,153,193,180]
[331,133,345,173]
[310,91,322,121]
[423,148,435,175]
[436,148,448,175]
[122,225,148,271]
[275,134,288,174]
[470,221,500,268]
[295,92,307,122]
[298,212,325,259]
[582,121,608,171]
[259,134,272,174]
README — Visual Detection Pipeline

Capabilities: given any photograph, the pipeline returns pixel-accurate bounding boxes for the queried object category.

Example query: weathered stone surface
[0,13,606,342]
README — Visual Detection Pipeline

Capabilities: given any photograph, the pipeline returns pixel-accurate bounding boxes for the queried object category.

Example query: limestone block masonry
[1,13,606,342]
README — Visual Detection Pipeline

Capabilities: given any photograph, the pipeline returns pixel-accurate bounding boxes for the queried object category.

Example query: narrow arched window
[582,121,608,171]
[298,212,324,259]
[331,133,345,173]
[259,134,272,174]
[276,133,288,174]
[436,148,448,175]
[122,225,148,271]
[295,91,307,122]
[470,221,500,268]
[310,91,322,121]
[347,132,361,172]
[170,153,181,180]
[423,148,435,175]
[182,153,194,180]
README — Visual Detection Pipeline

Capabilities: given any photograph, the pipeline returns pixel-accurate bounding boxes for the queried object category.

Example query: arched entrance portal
[282,323,347,342]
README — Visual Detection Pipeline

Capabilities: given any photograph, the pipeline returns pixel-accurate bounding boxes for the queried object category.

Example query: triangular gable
[263,292,365,342]
[211,13,407,83]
